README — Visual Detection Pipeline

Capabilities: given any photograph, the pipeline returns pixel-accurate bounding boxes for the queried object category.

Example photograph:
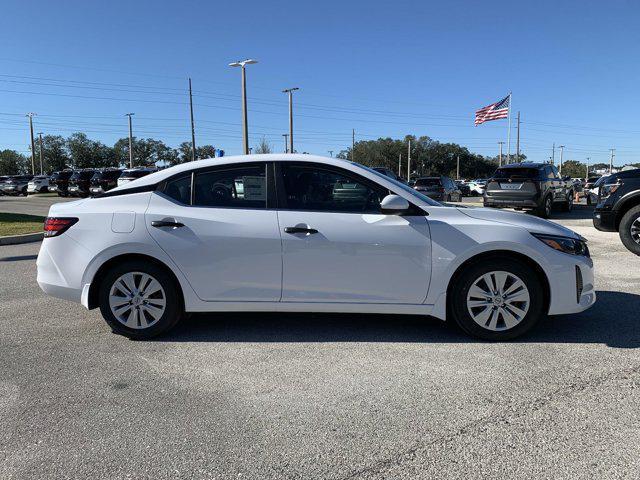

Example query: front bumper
[593,208,617,232]
[547,255,596,315]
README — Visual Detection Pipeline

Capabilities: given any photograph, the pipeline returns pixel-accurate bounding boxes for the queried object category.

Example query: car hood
[457,207,581,239]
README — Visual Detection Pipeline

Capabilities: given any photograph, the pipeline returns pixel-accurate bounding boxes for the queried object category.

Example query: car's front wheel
[619,205,640,256]
[450,259,545,340]
[98,260,184,339]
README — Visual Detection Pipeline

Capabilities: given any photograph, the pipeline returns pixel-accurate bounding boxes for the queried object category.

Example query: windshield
[355,163,442,206]
[493,168,539,179]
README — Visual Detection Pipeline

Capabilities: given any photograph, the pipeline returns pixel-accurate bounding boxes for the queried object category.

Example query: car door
[145,162,283,302]
[275,162,432,304]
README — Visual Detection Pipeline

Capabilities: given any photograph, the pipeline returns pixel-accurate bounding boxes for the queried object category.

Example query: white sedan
[37,154,595,341]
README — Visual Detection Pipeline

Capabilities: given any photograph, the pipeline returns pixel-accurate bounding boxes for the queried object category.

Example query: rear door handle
[284,226,318,235]
[151,220,185,228]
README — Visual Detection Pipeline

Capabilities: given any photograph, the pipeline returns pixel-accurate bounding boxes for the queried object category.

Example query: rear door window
[193,164,267,209]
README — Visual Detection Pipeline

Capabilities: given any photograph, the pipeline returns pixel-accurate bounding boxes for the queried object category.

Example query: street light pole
[282,87,299,154]
[229,59,258,155]
[283,134,289,153]
[37,132,44,174]
[558,145,565,175]
[498,141,505,166]
[189,77,197,161]
[26,113,36,175]
[125,113,135,168]
[585,157,590,182]
[609,148,616,174]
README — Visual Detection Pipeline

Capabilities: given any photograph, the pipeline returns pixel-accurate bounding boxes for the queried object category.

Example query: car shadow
[548,204,595,221]
[154,290,640,348]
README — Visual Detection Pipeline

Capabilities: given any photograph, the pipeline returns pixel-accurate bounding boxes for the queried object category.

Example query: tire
[98,260,184,339]
[536,195,553,218]
[561,192,574,212]
[449,258,545,341]
[619,205,640,256]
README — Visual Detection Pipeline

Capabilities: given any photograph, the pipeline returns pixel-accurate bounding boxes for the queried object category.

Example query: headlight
[599,181,622,200]
[532,233,590,257]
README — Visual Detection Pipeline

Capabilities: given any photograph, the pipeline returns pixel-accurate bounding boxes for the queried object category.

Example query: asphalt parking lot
[1,202,640,479]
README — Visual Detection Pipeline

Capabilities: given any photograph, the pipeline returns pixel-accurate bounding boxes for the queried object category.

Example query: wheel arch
[87,253,185,310]
[445,249,551,317]
[615,194,640,230]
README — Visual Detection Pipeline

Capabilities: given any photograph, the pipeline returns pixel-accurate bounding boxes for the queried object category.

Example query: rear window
[415,178,441,186]
[51,171,72,180]
[493,168,539,179]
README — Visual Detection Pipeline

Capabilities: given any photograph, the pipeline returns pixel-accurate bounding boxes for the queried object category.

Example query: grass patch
[0,213,45,236]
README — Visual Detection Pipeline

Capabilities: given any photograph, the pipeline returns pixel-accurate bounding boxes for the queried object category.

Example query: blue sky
[1,0,639,165]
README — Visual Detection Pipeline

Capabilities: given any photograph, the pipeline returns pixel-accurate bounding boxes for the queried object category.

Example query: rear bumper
[484,196,539,208]
[593,208,617,232]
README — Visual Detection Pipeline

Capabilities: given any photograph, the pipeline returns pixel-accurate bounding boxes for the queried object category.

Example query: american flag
[475,95,510,125]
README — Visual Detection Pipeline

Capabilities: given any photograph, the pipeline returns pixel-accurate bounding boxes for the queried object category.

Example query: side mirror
[380,194,410,215]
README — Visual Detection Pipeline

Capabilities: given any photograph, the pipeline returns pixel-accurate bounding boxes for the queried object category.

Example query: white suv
[37,154,595,341]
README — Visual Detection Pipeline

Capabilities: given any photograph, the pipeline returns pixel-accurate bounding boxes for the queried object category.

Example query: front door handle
[284,226,318,235]
[151,220,185,228]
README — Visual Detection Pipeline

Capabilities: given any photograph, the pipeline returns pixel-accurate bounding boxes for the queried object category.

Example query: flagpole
[506,92,512,164]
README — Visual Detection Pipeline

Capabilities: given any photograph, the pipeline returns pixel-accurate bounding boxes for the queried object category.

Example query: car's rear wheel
[98,260,183,339]
[450,259,545,340]
[561,192,574,212]
[619,205,640,256]
[536,195,553,218]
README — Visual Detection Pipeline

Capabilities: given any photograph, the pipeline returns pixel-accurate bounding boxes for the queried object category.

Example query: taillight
[43,217,78,237]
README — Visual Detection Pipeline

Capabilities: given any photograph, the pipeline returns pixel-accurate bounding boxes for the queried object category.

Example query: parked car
[371,167,402,182]
[593,168,640,255]
[467,179,487,196]
[483,163,574,218]
[27,175,50,194]
[90,168,122,195]
[37,154,595,342]
[117,167,157,187]
[68,169,96,197]
[585,175,609,205]
[0,176,10,195]
[1,175,33,196]
[49,170,74,197]
[413,176,462,202]
[455,180,471,196]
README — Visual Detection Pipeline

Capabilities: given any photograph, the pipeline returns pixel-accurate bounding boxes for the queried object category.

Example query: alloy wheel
[466,271,530,331]
[631,217,640,245]
[109,272,166,329]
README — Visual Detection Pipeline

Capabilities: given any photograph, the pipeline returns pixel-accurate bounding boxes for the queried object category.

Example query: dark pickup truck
[483,163,574,218]
[593,168,640,255]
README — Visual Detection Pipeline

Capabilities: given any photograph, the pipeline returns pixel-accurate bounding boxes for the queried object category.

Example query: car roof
[500,162,546,169]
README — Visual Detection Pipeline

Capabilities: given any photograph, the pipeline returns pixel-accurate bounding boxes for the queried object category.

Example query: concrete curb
[0,232,43,246]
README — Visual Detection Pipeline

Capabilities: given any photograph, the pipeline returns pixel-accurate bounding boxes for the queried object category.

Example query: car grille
[575,265,583,303]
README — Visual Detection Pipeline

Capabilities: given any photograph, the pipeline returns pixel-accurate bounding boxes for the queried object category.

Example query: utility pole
[558,145,565,175]
[456,155,460,180]
[516,111,521,163]
[328,150,333,157]
[498,141,505,166]
[398,153,402,178]
[551,142,555,165]
[609,148,616,173]
[26,113,36,175]
[586,157,590,181]
[37,132,44,175]
[228,59,258,155]
[283,134,289,153]
[125,113,135,168]
[189,78,197,161]
[282,87,299,154]
[407,139,411,180]
[352,129,355,161]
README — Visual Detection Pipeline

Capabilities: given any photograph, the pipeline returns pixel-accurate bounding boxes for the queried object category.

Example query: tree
[35,135,69,173]
[197,145,216,159]
[67,133,114,169]
[254,137,272,154]
[560,160,587,179]
[0,149,29,175]
[337,134,503,180]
